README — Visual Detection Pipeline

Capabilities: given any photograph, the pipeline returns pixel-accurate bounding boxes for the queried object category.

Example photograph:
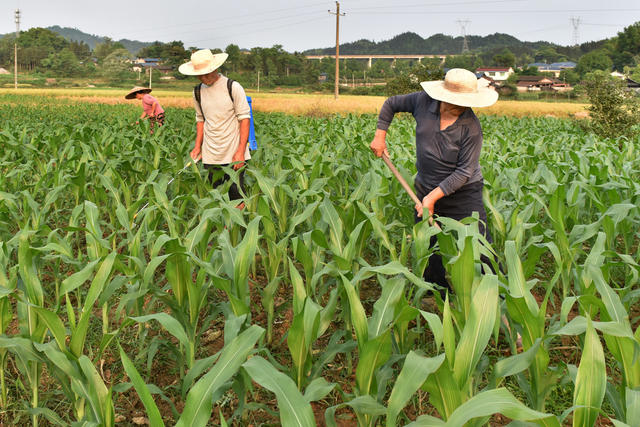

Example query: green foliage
[385,63,444,96]
[492,48,516,67]
[582,70,640,138]
[41,48,81,77]
[576,49,614,76]
[0,97,639,426]
[444,54,483,72]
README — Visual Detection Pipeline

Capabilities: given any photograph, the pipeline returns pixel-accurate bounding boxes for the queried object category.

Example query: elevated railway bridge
[305,54,450,68]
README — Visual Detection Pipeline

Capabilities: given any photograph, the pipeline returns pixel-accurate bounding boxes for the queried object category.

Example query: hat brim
[125,88,151,99]
[178,53,228,76]
[420,80,498,108]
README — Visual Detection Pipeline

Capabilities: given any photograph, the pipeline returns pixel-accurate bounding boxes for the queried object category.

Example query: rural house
[527,61,576,78]
[476,67,514,81]
[516,75,570,92]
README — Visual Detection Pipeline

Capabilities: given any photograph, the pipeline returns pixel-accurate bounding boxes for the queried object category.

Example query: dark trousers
[415,180,494,292]
[204,163,246,201]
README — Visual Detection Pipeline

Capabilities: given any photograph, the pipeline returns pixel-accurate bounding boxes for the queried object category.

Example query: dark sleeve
[438,125,483,195]
[377,92,422,131]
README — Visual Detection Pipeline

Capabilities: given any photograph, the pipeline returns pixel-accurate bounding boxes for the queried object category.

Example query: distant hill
[304,31,560,56]
[47,25,152,54]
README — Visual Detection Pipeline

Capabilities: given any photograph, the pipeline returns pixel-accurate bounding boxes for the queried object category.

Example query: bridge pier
[368,57,372,68]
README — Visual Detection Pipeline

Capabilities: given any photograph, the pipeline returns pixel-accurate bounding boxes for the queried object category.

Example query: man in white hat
[370,68,498,293]
[179,49,251,206]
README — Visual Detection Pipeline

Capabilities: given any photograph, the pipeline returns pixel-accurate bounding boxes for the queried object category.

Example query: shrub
[582,70,640,138]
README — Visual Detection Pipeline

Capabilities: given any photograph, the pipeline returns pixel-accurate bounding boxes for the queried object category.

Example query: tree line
[0,22,638,89]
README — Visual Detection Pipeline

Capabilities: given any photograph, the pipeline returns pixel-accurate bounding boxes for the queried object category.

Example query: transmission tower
[457,20,471,53]
[570,17,581,46]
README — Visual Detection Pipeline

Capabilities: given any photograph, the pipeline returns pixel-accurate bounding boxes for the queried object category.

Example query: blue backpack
[193,79,257,150]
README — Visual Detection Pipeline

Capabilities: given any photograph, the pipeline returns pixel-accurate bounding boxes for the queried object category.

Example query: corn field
[0,94,639,426]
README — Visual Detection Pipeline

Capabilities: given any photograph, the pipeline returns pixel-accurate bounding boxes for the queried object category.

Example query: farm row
[0,97,638,426]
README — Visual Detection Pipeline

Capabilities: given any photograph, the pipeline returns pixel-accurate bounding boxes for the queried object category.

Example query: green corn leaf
[387,352,445,427]
[304,377,336,403]
[342,275,369,349]
[625,387,640,427]
[176,325,264,427]
[119,345,164,427]
[453,274,499,388]
[369,276,404,340]
[505,240,538,315]
[18,232,44,306]
[573,318,606,427]
[33,307,67,352]
[355,329,391,396]
[130,313,189,349]
[420,310,444,351]
[289,258,307,315]
[233,216,261,302]
[409,388,558,427]
[447,235,476,318]
[243,356,316,427]
[59,260,99,295]
[493,338,542,380]
[442,294,456,366]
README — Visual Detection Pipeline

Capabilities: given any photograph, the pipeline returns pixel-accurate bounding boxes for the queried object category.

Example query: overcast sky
[1,0,639,52]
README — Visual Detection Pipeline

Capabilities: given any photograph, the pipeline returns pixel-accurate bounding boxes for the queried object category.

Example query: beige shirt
[194,75,251,164]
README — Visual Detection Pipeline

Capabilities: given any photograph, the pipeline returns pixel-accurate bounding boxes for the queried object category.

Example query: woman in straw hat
[370,68,498,292]
[178,49,251,208]
[125,86,165,134]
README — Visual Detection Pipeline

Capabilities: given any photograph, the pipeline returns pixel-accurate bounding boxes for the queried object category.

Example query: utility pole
[257,70,260,92]
[329,1,345,100]
[14,9,20,90]
[456,19,470,54]
[149,66,153,88]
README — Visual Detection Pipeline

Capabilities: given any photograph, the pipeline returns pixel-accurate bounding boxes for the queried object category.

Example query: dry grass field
[0,87,589,117]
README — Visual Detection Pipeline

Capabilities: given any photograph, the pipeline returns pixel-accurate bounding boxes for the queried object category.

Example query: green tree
[492,48,516,67]
[41,48,81,76]
[101,48,133,79]
[575,49,613,76]
[225,44,242,72]
[582,70,640,138]
[94,37,126,62]
[69,40,91,62]
[559,69,580,85]
[444,54,481,71]
[385,63,443,96]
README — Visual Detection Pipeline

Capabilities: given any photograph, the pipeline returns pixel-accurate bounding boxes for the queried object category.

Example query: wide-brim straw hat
[178,50,228,76]
[125,86,152,100]
[420,68,498,108]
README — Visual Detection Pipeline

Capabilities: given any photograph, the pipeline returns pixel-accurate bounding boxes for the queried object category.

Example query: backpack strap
[194,78,236,123]
[227,78,235,102]
[193,83,206,122]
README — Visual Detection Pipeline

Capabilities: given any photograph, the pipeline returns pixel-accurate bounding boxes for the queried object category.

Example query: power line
[349,0,525,11]
[188,16,328,46]
[115,1,329,38]
[356,8,640,15]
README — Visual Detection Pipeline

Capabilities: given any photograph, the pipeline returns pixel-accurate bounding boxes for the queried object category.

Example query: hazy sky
[1,0,639,52]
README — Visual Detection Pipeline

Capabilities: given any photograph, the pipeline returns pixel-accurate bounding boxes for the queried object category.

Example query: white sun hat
[178,49,229,76]
[420,68,498,108]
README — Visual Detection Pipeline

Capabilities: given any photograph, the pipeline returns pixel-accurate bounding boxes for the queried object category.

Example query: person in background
[125,86,165,134]
[178,49,251,209]
[370,68,498,293]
